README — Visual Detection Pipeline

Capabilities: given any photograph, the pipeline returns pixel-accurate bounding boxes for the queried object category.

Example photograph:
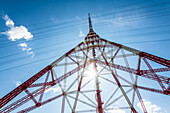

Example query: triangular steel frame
[0,14,169,113]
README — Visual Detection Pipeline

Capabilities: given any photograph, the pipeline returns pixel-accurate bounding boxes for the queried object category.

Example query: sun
[84,64,98,78]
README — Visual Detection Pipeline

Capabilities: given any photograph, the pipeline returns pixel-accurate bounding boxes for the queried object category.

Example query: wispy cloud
[45,87,61,93]
[108,107,126,113]
[75,16,82,20]
[13,80,21,86]
[3,14,14,27]
[1,14,34,56]
[51,16,82,24]
[137,99,161,113]
[79,30,85,38]
[92,6,142,26]
[18,42,27,48]
[93,16,133,26]
[18,42,34,56]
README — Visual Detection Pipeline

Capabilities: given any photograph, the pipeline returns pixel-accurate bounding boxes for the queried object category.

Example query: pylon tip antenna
[88,13,94,32]
[88,13,90,17]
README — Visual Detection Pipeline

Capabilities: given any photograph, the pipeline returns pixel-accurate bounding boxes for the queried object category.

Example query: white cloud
[2,25,33,41]
[2,14,33,41]
[3,14,14,27]
[79,30,85,38]
[18,42,27,48]
[108,107,126,113]
[27,51,34,57]
[137,99,161,113]
[18,42,34,57]
[27,47,32,52]
[13,80,21,86]
[22,48,26,51]
[1,14,34,57]
[45,87,61,93]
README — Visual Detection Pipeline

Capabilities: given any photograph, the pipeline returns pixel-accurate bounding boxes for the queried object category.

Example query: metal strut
[93,49,103,113]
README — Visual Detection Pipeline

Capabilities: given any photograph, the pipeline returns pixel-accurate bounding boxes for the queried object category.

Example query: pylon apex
[85,13,99,40]
[88,13,94,32]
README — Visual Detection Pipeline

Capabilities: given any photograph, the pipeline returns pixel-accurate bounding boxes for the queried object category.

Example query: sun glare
[85,66,97,77]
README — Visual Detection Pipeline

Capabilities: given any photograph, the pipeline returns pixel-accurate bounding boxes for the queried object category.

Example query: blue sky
[0,0,170,113]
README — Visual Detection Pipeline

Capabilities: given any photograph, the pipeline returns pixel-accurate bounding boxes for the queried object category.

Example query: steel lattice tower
[0,14,169,113]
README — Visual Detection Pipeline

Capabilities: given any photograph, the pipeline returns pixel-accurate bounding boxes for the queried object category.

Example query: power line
[0,38,169,72]
[0,20,87,42]
[92,12,170,31]
[94,11,170,25]
[102,24,170,34]
[93,1,170,18]
[22,1,170,29]
[20,2,170,33]
[0,1,170,66]
[124,38,170,44]
[1,2,169,42]
[1,10,170,47]
[32,6,170,36]
[0,1,169,40]
[94,7,170,23]
[0,54,61,72]
[30,19,87,32]
[25,6,170,36]
[14,0,152,27]
[0,37,82,59]
[0,29,85,47]
[104,30,170,38]
[1,29,170,65]
[7,0,155,28]
[0,42,73,66]
[0,23,170,59]
[1,37,170,66]
[30,2,169,32]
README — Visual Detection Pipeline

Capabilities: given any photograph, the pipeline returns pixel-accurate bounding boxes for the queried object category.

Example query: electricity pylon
[0,14,169,113]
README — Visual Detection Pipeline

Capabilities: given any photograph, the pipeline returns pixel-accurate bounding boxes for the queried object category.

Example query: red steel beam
[141,68,170,73]
[135,89,147,113]
[97,60,170,84]
[99,38,170,68]
[0,65,51,109]
[142,58,166,90]
[140,52,170,68]
[137,85,170,95]
[1,64,84,112]
[75,45,112,53]
[99,48,137,113]
[18,94,63,113]
[1,85,51,112]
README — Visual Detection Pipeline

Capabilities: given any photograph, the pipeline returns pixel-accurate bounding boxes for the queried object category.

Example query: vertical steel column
[101,51,137,113]
[72,51,89,113]
[92,40,103,113]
